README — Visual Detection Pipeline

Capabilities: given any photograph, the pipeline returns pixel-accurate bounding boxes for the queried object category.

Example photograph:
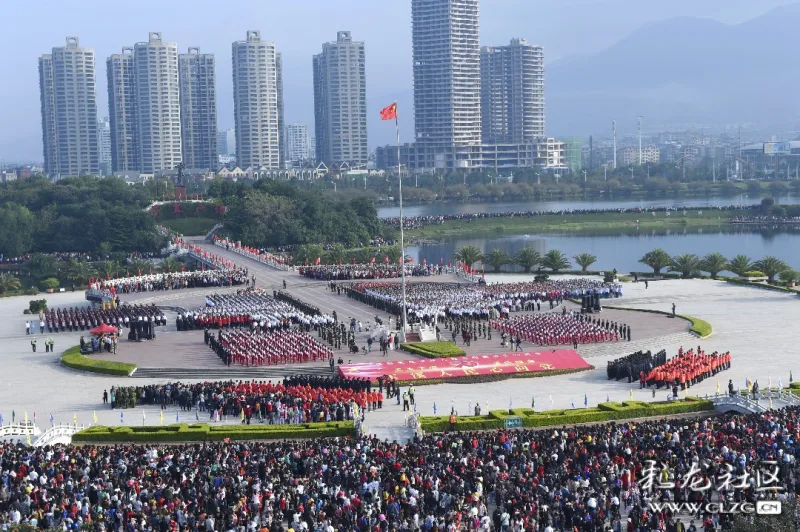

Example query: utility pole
[630,167,634,180]
[604,165,607,181]
[582,169,587,183]
[612,119,617,169]
[637,116,643,165]
[647,165,650,180]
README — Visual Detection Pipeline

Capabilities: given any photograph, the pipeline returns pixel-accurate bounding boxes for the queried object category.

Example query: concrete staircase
[576,332,698,359]
[133,365,332,380]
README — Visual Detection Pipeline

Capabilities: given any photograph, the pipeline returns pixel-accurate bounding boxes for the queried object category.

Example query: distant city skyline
[4,0,798,163]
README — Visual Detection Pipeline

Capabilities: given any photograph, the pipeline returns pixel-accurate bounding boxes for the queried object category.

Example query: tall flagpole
[396,106,408,337]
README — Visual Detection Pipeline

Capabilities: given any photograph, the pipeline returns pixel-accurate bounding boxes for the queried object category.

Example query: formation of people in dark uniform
[274,290,321,316]
[283,373,372,393]
[45,304,166,333]
[607,349,668,382]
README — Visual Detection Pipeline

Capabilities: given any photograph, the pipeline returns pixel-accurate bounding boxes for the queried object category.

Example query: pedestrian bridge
[708,390,800,414]
[0,423,85,446]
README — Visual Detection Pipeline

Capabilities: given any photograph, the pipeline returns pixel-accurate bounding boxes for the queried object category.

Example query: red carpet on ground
[339,350,592,381]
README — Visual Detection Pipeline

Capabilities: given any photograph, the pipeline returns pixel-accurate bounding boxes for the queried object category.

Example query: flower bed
[61,345,137,376]
[418,398,713,433]
[400,341,466,358]
[398,367,593,386]
[72,421,355,443]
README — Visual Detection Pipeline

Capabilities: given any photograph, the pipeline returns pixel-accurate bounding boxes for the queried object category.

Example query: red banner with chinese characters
[338,350,591,381]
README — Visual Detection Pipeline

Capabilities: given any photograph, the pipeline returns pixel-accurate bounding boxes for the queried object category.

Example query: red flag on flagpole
[384,256,389,264]
[422,258,427,265]
[379,102,397,120]
[352,257,356,264]
[315,257,321,265]
[370,257,375,264]
[149,267,153,275]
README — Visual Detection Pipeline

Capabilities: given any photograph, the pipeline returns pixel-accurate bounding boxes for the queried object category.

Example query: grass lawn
[406,208,736,240]
[161,217,220,236]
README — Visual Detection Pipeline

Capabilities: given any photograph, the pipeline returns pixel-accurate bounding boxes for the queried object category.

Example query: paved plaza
[1,244,798,439]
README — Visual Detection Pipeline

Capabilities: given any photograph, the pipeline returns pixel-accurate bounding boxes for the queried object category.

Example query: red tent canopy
[89,323,118,335]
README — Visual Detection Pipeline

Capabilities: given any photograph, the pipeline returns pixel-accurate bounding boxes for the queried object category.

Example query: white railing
[33,424,85,447]
[214,239,289,271]
[708,393,767,413]
[0,422,41,439]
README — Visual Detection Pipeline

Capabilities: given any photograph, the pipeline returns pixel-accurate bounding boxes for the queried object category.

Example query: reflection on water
[408,227,800,273]
[378,195,799,218]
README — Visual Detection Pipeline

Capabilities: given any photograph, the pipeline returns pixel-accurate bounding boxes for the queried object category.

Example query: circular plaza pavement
[1,247,797,440]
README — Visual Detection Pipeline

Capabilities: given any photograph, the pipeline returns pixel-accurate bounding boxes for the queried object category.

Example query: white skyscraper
[412,0,481,166]
[231,30,280,170]
[39,37,99,177]
[179,47,217,169]
[217,128,236,156]
[107,48,137,172]
[480,38,545,144]
[285,123,310,167]
[133,32,182,173]
[313,31,368,166]
[98,117,111,165]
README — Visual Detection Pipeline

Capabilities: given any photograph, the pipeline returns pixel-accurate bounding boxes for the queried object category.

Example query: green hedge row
[600,305,713,338]
[726,278,798,294]
[418,398,713,433]
[61,346,137,376]
[72,421,355,443]
[400,341,466,358]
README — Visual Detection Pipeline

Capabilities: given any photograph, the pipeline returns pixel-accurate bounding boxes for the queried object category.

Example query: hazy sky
[0,0,794,163]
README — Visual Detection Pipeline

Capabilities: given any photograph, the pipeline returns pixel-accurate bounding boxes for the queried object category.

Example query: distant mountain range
[547,3,800,136]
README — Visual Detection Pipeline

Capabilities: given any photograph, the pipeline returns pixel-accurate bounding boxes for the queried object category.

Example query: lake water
[407,227,800,274]
[378,195,800,218]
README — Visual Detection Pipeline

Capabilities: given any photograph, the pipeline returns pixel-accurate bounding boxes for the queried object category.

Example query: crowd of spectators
[729,215,800,224]
[0,405,796,531]
[385,204,760,229]
[105,379,375,421]
[298,264,441,281]
[91,269,250,295]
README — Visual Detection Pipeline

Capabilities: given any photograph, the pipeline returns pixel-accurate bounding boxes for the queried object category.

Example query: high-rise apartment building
[133,32,182,173]
[480,38,544,144]
[313,31,368,166]
[231,30,280,170]
[285,123,310,166]
[98,117,111,165]
[276,53,285,168]
[98,116,112,174]
[179,47,217,169]
[308,137,317,163]
[217,128,236,156]
[38,37,99,177]
[412,0,481,155]
[106,48,137,172]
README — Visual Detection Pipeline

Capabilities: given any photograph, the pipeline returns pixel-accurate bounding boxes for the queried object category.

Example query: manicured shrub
[400,341,466,358]
[418,398,713,433]
[72,421,356,442]
[61,345,137,376]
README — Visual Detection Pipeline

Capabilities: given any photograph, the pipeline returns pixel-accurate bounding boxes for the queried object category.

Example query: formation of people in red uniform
[490,312,626,347]
[643,346,732,389]
[207,329,334,367]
